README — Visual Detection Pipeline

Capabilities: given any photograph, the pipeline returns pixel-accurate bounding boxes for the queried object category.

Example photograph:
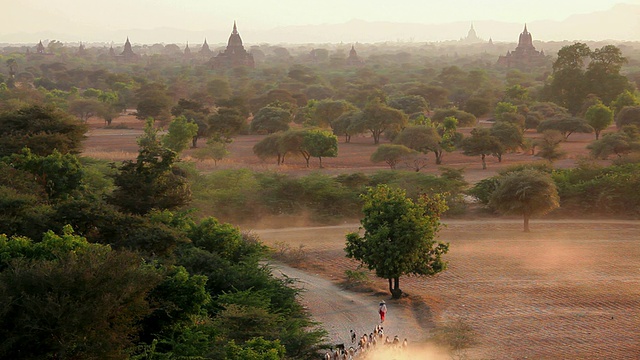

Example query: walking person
[378,300,387,323]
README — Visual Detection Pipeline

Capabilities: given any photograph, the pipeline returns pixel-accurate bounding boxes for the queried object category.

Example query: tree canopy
[0,105,86,157]
[489,169,560,232]
[345,184,449,298]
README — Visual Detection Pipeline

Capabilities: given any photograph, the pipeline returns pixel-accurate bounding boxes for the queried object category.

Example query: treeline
[189,167,469,225]
[0,107,326,359]
[469,161,640,217]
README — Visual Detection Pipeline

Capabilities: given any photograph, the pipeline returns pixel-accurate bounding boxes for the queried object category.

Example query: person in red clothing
[378,300,387,323]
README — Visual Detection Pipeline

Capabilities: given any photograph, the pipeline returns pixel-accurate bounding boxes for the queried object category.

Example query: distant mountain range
[2,3,640,45]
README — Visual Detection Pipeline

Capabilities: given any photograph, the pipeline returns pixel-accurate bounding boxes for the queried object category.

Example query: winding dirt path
[255,219,640,359]
[269,262,424,347]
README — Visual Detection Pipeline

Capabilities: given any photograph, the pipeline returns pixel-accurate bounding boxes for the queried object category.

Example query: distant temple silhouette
[198,38,213,59]
[115,37,140,62]
[210,22,255,69]
[346,45,364,66]
[497,24,546,68]
[459,24,484,44]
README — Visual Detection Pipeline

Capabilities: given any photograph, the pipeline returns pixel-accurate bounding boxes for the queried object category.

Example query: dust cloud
[354,343,451,360]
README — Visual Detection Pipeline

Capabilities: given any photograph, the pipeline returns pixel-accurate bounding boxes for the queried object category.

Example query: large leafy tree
[135,83,173,122]
[585,103,614,139]
[490,121,525,156]
[345,184,449,299]
[309,99,355,128]
[544,43,631,115]
[302,129,338,168]
[489,169,560,232]
[536,116,593,140]
[543,43,591,114]
[0,105,86,157]
[253,133,285,165]
[370,144,415,169]
[162,115,199,154]
[331,110,364,143]
[615,105,640,129]
[109,133,192,215]
[358,99,407,144]
[208,107,246,140]
[250,106,291,134]
[0,229,162,359]
[588,131,639,159]
[461,128,504,169]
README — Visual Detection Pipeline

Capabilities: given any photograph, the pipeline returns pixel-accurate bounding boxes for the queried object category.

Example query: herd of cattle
[323,324,409,359]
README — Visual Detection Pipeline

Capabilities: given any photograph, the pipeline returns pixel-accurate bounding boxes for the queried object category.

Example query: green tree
[407,84,450,109]
[393,122,459,165]
[0,229,162,359]
[225,337,286,360]
[544,42,591,114]
[387,95,428,116]
[504,84,529,103]
[587,131,637,159]
[358,99,408,144]
[461,128,504,169]
[302,129,338,168]
[535,130,566,163]
[585,103,614,139]
[489,169,560,232]
[209,107,246,140]
[345,184,449,298]
[493,101,518,121]
[4,148,84,199]
[536,116,593,140]
[615,105,640,129]
[253,133,285,165]
[309,99,355,128]
[464,97,492,118]
[192,139,230,166]
[162,115,199,154]
[331,110,364,143]
[490,121,525,155]
[610,90,638,116]
[68,98,103,123]
[370,144,415,169]
[135,83,173,122]
[585,45,631,106]
[431,108,477,127]
[250,106,291,134]
[0,105,87,157]
[109,145,192,215]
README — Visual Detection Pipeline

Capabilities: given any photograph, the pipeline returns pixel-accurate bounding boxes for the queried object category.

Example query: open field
[81,116,638,359]
[255,220,640,359]
[81,114,608,184]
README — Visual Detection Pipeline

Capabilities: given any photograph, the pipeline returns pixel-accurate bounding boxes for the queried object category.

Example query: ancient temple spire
[233,21,238,35]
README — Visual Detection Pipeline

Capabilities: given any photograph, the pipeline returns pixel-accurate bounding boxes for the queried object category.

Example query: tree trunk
[524,213,530,232]
[391,277,402,299]
[192,136,198,148]
[388,278,393,294]
[481,154,487,170]
[319,157,323,168]
[435,150,443,165]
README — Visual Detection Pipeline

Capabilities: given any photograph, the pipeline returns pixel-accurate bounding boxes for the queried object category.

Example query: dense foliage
[345,184,449,298]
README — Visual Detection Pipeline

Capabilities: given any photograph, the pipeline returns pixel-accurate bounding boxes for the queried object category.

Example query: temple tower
[211,22,255,69]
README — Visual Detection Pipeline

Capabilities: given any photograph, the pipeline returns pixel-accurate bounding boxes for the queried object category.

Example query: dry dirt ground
[82,115,638,359]
[82,114,610,183]
[255,220,640,360]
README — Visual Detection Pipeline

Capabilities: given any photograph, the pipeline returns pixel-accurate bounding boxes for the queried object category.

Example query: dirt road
[255,219,640,359]
[269,262,425,347]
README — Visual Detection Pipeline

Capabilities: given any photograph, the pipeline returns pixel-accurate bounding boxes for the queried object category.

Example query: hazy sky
[4,0,640,42]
